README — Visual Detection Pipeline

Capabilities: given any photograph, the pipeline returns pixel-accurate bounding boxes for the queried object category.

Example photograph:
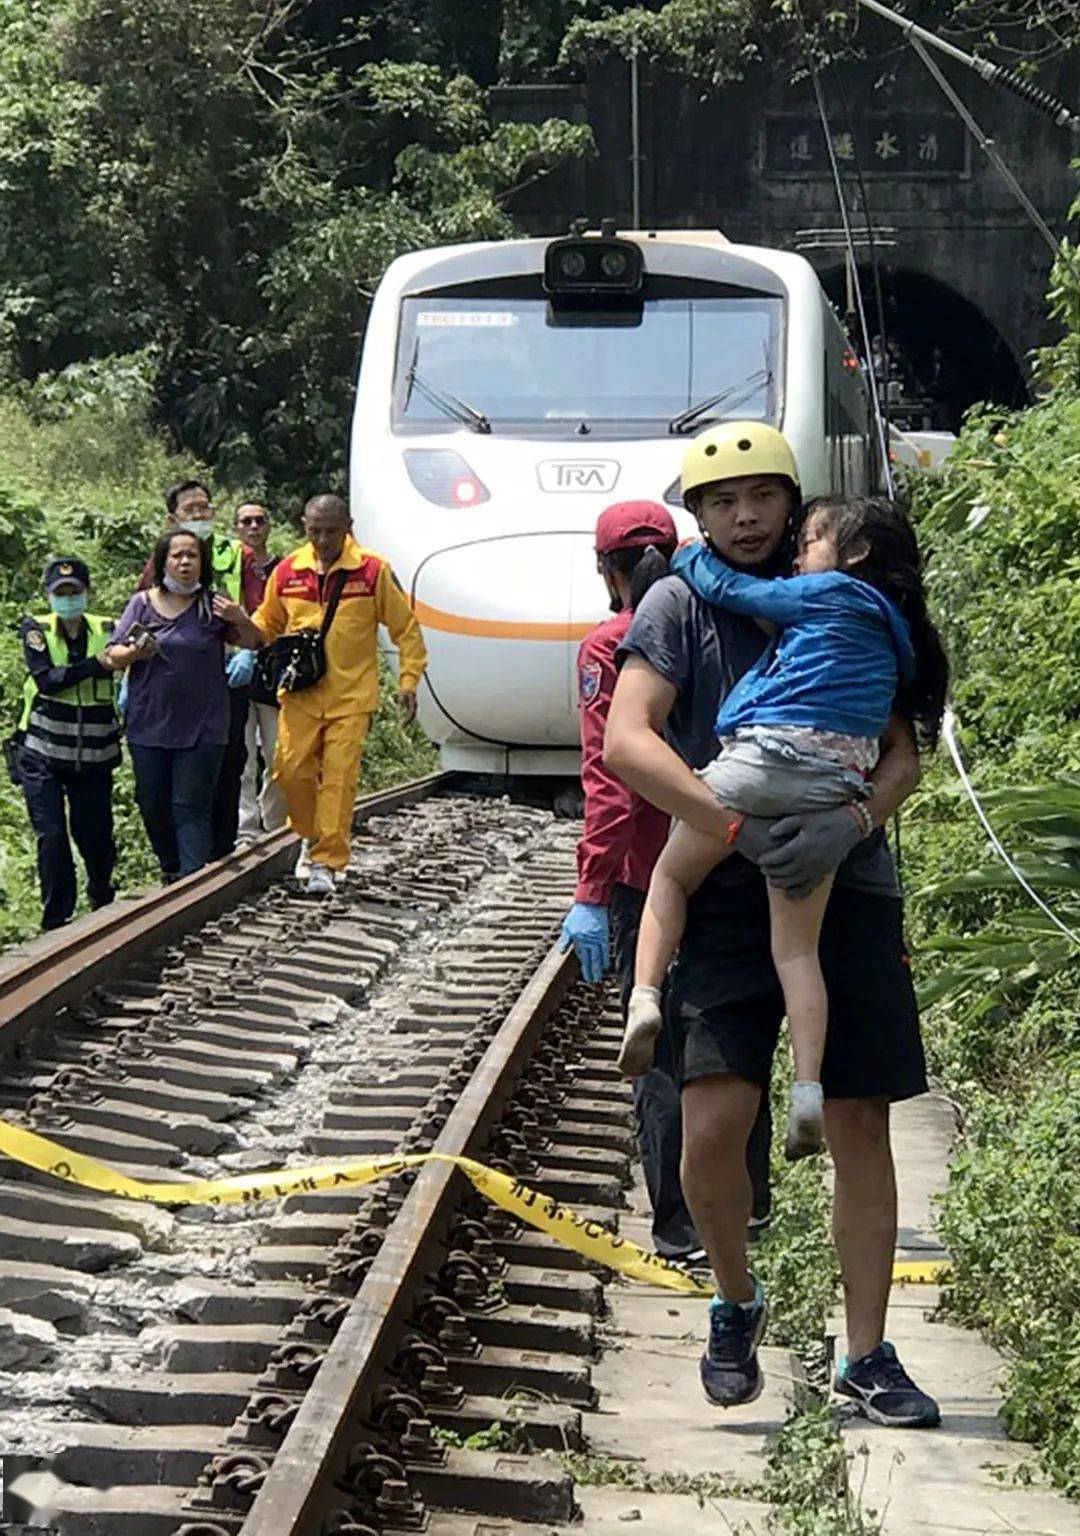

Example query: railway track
[0,775,645,1536]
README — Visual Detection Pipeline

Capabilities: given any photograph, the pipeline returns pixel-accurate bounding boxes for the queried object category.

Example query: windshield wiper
[405,354,491,434]
[667,368,772,435]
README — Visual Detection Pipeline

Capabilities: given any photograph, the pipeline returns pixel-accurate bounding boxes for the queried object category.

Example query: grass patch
[558,1450,758,1505]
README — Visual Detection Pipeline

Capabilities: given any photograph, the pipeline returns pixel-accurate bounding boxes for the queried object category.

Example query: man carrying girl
[605,421,943,1428]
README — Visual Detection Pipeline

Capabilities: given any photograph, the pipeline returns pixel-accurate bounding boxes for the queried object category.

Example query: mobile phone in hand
[128,623,160,658]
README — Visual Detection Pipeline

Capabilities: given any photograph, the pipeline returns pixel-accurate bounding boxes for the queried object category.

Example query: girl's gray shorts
[698,729,873,818]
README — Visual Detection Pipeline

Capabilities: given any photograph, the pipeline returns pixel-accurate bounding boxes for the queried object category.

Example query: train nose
[410,532,606,749]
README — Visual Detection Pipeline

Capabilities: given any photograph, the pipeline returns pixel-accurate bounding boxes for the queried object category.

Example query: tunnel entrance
[821,265,1029,431]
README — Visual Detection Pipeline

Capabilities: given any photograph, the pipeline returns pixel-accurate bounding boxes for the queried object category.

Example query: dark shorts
[666,875,927,1103]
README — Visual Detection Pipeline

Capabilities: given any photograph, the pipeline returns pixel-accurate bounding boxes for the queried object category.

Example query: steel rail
[238,939,577,1535]
[0,770,455,1059]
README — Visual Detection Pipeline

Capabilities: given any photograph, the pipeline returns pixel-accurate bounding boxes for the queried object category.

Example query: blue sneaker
[700,1278,768,1407]
[835,1341,941,1427]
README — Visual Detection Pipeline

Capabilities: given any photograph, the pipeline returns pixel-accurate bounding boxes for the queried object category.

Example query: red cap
[594,500,677,556]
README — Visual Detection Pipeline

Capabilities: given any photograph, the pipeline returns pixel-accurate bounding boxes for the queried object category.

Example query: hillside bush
[907,378,1080,1495]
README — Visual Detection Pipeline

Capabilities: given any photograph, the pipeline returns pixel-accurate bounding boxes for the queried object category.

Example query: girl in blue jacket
[627,495,948,1161]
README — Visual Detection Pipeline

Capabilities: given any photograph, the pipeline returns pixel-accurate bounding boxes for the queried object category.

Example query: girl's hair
[802,495,949,750]
[601,541,678,610]
[151,529,212,591]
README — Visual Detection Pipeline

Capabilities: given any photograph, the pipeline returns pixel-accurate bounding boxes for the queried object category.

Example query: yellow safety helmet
[681,421,801,500]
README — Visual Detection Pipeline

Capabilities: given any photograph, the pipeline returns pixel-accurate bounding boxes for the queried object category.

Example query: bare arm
[866,712,920,824]
[603,656,733,839]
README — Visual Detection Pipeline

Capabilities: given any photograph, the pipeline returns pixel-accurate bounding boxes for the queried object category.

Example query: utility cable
[805,60,896,494]
[855,0,1080,137]
[907,35,1080,386]
[908,37,1074,269]
[943,710,1080,948]
[830,61,891,368]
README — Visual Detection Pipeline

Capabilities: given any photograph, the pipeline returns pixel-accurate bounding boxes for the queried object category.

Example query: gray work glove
[735,806,863,898]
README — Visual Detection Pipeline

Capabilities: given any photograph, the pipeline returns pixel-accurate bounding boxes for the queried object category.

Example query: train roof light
[403,449,490,509]
[543,235,644,298]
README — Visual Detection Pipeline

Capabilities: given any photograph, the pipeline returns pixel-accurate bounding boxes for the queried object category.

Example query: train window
[393,293,782,437]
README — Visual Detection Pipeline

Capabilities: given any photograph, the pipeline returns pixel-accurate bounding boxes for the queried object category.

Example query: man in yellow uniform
[247,494,427,894]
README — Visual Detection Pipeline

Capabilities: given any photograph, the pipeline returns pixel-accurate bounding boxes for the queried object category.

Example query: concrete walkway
[575,1091,1080,1534]
[836,1093,1080,1535]
[579,1194,778,1532]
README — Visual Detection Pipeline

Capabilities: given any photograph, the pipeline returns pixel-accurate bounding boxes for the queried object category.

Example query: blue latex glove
[739,806,863,898]
[559,902,611,984]
[226,649,256,688]
[117,673,129,719]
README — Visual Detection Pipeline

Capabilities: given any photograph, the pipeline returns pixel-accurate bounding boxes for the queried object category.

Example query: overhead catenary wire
[904,34,1080,388]
[907,36,1075,272]
[830,62,891,374]
[804,57,896,495]
[943,710,1080,949]
[854,0,1080,137]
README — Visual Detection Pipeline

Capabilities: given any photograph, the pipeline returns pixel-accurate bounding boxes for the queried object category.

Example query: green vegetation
[750,1062,878,1535]
[0,0,593,496]
[762,1405,880,1535]
[754,1060,838,1357]
[905,255,1080,1494]
[558,1451,756,1503]
[432,1420,534,1454]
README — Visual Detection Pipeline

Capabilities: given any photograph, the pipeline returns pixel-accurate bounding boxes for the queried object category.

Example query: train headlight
[403,449,491,509]
[543,236,644,297]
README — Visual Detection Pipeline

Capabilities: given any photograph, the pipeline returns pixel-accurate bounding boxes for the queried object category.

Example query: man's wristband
[845,801,875,839]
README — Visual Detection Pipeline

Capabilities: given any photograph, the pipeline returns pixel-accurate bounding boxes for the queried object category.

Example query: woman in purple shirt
[109,530,247,880]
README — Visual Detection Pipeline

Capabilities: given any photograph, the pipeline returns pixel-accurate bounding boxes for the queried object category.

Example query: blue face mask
[49,593,88,620]
[178,518,214,540]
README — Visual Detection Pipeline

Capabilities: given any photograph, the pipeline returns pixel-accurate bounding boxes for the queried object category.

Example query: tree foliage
[0,0,593,494]
[905,305,1080,1489]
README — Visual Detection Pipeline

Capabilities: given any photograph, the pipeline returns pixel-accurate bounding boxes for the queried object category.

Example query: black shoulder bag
[267,569,348,694]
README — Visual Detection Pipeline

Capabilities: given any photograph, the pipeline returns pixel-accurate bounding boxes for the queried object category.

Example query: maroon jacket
[574,608,669,906]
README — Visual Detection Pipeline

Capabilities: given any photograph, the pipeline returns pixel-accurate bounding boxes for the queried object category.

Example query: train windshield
[394,291,782,436]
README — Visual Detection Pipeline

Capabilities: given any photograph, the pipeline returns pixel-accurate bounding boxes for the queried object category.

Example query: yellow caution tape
[0,1118,712,1296]
[891,1258,951,1285]
[0,1119,950,1295]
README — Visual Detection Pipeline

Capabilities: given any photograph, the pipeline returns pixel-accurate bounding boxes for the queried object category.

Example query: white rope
[942,708,1080,947]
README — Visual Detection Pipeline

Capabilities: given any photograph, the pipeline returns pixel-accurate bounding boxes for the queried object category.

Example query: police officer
[17,558,128,931]
[137,479,264,858]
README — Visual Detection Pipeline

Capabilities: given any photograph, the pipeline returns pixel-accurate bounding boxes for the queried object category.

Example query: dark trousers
[19,749,115,931]
[610,883,772,1255]
[211,688,249,860]
[130,742,226,879]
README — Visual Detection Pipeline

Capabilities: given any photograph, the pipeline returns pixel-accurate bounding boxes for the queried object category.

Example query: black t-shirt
[617,574,899,897]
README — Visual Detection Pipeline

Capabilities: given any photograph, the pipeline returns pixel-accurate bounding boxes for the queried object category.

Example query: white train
[350,229,879,775]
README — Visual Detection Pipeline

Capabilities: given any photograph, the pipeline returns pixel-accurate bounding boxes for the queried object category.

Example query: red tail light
[403,450,491,508]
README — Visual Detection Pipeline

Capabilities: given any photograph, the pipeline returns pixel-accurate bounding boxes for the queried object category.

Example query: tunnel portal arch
[819,265,1030,431]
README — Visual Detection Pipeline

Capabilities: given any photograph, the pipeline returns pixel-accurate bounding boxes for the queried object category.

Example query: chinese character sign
[764,114,966,177]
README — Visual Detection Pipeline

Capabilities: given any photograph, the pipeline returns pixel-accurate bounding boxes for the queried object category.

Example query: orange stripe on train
[412,599,593,643]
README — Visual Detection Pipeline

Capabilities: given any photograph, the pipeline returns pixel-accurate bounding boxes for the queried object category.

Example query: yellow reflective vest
[20,613,120,769]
